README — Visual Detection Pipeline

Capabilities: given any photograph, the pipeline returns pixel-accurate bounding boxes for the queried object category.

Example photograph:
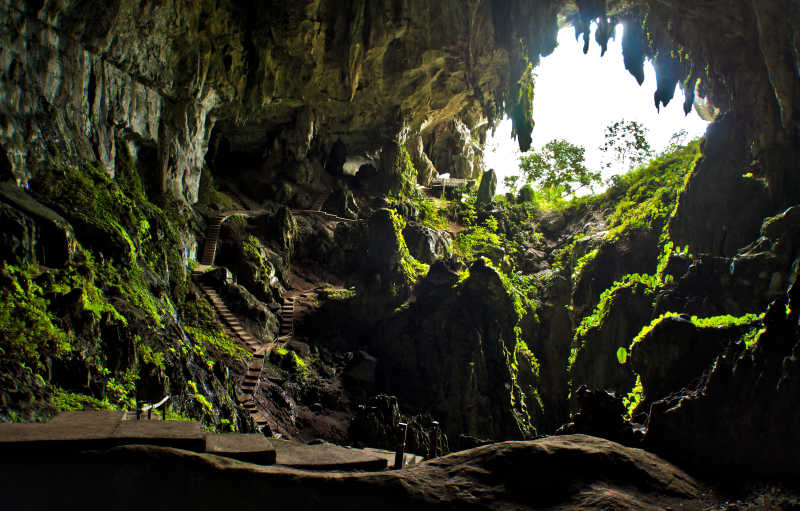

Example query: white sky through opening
[485,24,710,194]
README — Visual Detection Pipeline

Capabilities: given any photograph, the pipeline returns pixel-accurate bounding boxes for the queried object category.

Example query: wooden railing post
[393,422,408,469]
[427,421,439,459]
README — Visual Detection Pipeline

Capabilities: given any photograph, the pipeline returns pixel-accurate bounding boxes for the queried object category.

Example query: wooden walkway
[192,270,273,431]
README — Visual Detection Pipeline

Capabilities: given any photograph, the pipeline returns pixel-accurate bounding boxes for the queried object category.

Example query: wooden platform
[0,412,412,472]
[205,433,277,465]
[0,411,206,454]
[267,439,388,471]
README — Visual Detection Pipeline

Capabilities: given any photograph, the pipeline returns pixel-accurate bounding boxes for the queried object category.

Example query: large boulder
[402,224,451,264]
[476,169,497,207]
[1,435,705,510]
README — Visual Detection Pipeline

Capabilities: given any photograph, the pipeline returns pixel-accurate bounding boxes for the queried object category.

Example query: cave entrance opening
[488,23,710,195]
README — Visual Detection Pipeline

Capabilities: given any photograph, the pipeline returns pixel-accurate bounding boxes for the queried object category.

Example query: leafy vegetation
[600,119,653,173]
[517,139,601,197]
[569,273,661,369]
[627,311,763,353]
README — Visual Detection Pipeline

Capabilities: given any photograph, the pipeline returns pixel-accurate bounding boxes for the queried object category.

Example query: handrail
[136,394,171,420]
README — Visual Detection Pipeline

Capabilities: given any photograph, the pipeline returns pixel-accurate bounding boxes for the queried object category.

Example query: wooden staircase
[199,215,224,266]
[192,270,271,430]
[278,296,295,338]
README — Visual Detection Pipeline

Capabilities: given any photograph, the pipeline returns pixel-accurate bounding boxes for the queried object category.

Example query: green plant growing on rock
[518,139,601,197]
[600,119,653,173]
[387,208,430,286]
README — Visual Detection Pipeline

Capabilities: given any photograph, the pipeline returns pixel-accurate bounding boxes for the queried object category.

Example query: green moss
[320,287,356,300]
[193,393,214,414]
[184,325,250,361]
[572,248,598,281]
[628,311,763,352]
[0,263,72,370]
[390,142,419,198]
[740,326,764,349]
[270,346,307,374]
[569,273,661,369]
[628,312,681,351]
[689,313,762,329]
[387,209,429,285]
[50,386,115,412]
[622,375,643,420]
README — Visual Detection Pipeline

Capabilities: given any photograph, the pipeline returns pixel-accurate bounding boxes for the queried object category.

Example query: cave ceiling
[0,0,797,201]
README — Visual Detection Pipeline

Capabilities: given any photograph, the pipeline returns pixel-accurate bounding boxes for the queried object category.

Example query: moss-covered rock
[569,275,656,400]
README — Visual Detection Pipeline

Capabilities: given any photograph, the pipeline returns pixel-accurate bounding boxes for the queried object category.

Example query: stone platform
[0,411,407,471]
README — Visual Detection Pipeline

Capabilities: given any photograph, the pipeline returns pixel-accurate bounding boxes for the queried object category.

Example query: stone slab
[361,447,424,468]
[0,411,206,454]
[267,439,387,471]
[205,433,276,465]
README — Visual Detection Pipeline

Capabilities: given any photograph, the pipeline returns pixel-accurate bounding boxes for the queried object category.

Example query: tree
[666,129,689,152]
[518,139,601,196]
[600,120,653,173]
[503,174,521,195]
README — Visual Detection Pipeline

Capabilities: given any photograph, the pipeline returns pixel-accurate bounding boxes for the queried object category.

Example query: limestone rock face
[425,118,484,179]
[476,168,497,206]
[370,259,537,443]
[645,280,800,483]
[571,227,659,319]
[0,0,528,202]
[629,315,757,412]
[668,116,775,257]
[658,206,800,318]
[570,282,653,398]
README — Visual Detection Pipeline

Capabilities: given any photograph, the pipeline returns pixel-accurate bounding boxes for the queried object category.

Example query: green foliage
[0,264,72,370]
[602,140,701,241]
[600,119,653,173]
[387,209,430,285]
[0,151,239,423]
[616,346,628,364]
[570,273,661,369]
[184,325,250,361]
[50,386,116,412]
[320,287,356,300]
[416,197,449,230]
[455,225,502,261]
[518,139,601,197]
[628,311,763,352]
[390,142,419,198]
[572,248,598,281]
[622,375,643,420]
[740,326,764,349]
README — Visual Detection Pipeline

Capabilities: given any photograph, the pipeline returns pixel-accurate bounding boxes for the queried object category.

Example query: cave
[1,1,799,509]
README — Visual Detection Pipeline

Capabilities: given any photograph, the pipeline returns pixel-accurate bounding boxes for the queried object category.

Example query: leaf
[616,346,628,364]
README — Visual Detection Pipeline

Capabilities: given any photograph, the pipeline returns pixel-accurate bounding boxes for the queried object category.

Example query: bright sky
[486,24,710,194]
